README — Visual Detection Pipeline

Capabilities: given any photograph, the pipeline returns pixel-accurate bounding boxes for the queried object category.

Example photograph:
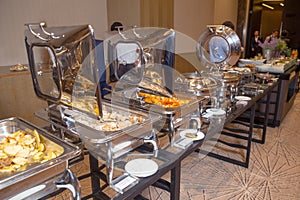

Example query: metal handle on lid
[116,25,127,39]
[131,25,143,38]
[25,22,64,41]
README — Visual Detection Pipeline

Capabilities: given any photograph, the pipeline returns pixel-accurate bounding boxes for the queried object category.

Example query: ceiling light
[262,3,274,10]
[280,3,284,6]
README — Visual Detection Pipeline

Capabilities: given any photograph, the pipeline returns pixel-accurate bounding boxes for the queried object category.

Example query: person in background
[263,30,279,46]
[250,30,263,58]
[110,21,123,31]
[222,21,235,30]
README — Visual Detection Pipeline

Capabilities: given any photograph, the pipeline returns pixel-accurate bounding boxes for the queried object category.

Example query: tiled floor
[52,93,300,200]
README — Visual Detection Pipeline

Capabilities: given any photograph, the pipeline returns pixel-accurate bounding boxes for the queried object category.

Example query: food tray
[0,117,81,199]
[112,87,199,117]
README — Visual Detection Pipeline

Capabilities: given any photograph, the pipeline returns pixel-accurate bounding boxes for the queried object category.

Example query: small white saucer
[235,96,251,101]
[206,108,226,116]
[125,158,158,178]
[179,129,205,141]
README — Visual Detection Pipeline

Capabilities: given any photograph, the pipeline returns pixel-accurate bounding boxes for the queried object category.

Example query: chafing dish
[180,72,220,112]
[182,72,221,97]
[195,25,242,111]
[103,27,200,145]
[255,73,275,84]
[110,85,200,145]
[0,117,81,199]
[232,67,258,84]
[203,70,240,111]
[24,22,102,143]
[58,101,161,191]
[24,22,160,192]
[240,83,263,96]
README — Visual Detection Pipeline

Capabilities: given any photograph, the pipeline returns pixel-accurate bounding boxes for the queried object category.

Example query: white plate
[235,96,252,101]
[236,100,248,106]
[125,158,158,177]
[179,129,205,141]
[206,108,226,116]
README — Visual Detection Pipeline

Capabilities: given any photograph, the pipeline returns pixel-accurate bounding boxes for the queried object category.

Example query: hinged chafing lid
[196,25,241,69]
[24,22,98,107]
[104,27,175,85]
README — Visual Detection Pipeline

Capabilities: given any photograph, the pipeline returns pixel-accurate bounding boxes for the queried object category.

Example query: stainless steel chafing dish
[207,70,240,110]
[0,117,81,199]
[103,28,201,145]
[24,22,160,193]
[59,100,161,191]
[183,72,220,97]
[24,22,101,143]
[111,85,200,145]
[194,24,242,111]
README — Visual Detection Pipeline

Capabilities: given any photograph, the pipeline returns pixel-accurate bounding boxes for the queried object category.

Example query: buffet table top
[86,80,279,200]
[238,58,297,74]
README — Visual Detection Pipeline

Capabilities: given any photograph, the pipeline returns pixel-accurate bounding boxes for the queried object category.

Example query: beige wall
[0,0,107,67]
[174,0,238,41]
[174,0,215,41]
[0,0,239,66]
[107,0,140,29]
[261,10,282,39]
[214,0,238,28]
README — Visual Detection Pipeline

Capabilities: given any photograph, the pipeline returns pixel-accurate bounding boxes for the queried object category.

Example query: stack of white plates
[125,158,158,177]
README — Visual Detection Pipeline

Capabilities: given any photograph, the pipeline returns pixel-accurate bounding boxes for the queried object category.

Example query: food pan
[0,117,81,199]
[112,87,199,116]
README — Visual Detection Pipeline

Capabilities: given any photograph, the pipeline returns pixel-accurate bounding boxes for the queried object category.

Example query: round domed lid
[196,25,241,68]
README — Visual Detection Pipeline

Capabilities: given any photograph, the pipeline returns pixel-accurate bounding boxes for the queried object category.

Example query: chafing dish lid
[24,22,98,106]
[104,27,175,85]
[196,25,241,69]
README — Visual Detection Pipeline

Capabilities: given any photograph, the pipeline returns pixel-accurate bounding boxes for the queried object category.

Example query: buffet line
[0,22,290,199]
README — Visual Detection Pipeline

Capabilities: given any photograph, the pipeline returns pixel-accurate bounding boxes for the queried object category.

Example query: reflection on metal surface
[25,23,97,108]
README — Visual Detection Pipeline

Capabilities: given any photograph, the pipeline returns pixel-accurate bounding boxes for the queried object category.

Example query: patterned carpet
[51,93,300,200]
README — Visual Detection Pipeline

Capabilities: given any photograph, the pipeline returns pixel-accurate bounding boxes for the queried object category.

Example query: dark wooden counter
[0,65,47,126]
